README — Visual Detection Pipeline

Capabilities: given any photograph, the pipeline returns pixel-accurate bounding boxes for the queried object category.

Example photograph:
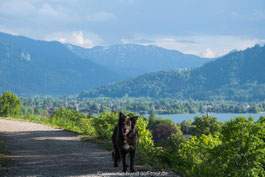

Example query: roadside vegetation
[0,91,264,176]
[0,137,10,168]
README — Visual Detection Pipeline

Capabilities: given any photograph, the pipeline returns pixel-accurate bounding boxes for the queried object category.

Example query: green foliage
[257,116,265,123]
[177,134,222,176]
[192,115,223,137]
[152,124,178,145]
[0,91,21,117]
[4,106,264,177]
[90,111,118,140]
[50,108,87,133]
[204,117,265,176]
[180,119,194,134]
[147,115,175,131]
[136,117,155,154]
[156,131,187,169]
[0,139,10,167]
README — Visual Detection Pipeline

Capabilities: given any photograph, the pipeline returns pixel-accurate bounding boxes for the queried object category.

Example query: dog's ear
[130,116,138,123]
[130,116,138,130]
[119,112,126,121]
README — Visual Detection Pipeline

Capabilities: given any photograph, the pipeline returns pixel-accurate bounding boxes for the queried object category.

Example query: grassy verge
[0,139,10,168]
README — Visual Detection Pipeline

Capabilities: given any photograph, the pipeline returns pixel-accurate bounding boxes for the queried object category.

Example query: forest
[20,96,265,116]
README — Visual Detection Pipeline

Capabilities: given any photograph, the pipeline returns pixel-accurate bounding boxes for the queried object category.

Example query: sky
[0,0,265,58]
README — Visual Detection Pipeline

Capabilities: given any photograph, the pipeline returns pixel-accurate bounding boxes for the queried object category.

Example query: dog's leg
[121,150,127,172]
[130,150,136,172]
[113,146,120,167]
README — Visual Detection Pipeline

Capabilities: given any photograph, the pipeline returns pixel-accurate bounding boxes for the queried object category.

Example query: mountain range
[0,32,210,96]
[65,43,211,77]
[80,44,265,101]
[0,32,123,96]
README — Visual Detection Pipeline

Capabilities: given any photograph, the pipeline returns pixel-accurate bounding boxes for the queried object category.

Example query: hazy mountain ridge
[0,32,124,96]
[66,43,212,77]
[80,44,265,101]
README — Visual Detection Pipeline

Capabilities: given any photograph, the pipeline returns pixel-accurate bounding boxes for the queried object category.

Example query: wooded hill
[80,44,265,101]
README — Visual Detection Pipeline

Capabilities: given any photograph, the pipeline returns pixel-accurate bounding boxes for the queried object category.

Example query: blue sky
[0,0,265,57]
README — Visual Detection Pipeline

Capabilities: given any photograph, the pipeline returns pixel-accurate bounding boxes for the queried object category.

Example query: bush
[147,115,175,131]
[0,91,21,117]
[192,115,223,137]
[152,124,178,145]
[180,119,194,134]
[90,111,118,140]
[50,108,86,133]
[206,117,265,176]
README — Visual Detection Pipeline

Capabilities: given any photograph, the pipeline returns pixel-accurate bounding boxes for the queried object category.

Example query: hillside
[0,32,124,96]
[80,44,265,101]
[66,43,211,77]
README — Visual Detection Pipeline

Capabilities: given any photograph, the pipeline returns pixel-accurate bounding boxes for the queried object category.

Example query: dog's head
[119,112,138,136]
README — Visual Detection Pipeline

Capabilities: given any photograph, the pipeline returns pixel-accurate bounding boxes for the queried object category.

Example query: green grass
[0,139,10,168]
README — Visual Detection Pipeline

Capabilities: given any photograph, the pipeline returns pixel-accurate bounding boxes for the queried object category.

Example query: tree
[205,116,265,176]
[152,124,178,145]
[180,119,194,134]
[192,115,222,137]
[0,91,22,117]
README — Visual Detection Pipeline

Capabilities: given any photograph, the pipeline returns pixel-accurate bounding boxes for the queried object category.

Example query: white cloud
[45,30,103,48]
[203,48,215,58]
[72,31,94,47]
[121,35,265,57]
[58,37,66,43]
[0,0,36,17]
[0,0,116,26]
[38,3,60,17]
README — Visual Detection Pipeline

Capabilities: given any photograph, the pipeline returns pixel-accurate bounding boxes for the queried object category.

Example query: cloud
[72,31,94,47]
[45,30,102,48]
[0,0,116,26]
[203,48,215,58]
[121,35,265,57]
[0,0,36,17]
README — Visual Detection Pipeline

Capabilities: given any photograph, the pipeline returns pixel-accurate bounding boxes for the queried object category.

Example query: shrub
[180,119,194,134]
[192,115,223,137]
[90,111,118,140]
[0,91,21,117]
[152,124,178,145]
[50,108,86,132]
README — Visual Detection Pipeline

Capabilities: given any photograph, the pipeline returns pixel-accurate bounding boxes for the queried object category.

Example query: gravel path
[0,119,177,177]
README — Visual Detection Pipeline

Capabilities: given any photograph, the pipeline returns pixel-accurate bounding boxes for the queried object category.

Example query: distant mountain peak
[66,43,211,77]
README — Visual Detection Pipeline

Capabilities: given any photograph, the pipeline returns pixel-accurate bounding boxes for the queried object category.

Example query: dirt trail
[0,119,177,177]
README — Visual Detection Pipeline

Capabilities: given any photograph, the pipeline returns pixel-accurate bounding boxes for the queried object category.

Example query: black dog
[112,112,139,172]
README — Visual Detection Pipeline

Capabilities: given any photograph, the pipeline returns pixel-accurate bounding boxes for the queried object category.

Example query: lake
[145,113,265,123]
